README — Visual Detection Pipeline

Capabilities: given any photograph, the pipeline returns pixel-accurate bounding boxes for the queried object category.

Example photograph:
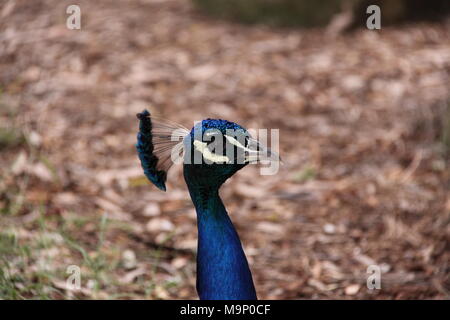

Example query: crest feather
[136,110,188,191]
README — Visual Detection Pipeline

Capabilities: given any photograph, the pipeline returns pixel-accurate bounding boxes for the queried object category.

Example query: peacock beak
[245,137,281,164]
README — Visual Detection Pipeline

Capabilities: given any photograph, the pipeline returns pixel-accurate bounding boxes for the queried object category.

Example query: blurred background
[0,0,449,299]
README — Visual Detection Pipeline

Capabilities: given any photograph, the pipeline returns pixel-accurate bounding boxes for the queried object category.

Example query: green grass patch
[192,0,346,27]
[0,127,26,151]
[292,165,317,183]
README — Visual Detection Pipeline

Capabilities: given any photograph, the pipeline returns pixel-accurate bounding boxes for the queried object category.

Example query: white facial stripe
[224,135,258,154]
[193,140,229,163]
[204,130,217,137]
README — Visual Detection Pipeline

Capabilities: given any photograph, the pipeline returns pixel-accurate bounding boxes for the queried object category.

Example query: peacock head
[136,110,278,191]
[182,119,251,189]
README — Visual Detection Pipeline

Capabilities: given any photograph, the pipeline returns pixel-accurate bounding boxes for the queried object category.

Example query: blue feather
[136,110,167,191]
[187,185,257,300]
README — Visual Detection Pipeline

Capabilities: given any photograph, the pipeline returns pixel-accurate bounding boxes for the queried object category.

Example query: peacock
[136,109,279,300]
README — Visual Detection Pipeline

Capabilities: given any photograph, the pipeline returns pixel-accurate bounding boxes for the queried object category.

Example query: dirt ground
[0,0,449,299]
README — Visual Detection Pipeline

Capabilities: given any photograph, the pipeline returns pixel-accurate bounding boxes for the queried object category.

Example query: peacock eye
[244,135,250,148]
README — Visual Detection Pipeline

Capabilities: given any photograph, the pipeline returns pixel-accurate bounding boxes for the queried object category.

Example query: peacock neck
[185,181,257,300]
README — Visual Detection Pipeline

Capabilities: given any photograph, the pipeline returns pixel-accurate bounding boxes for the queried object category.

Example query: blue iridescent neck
[184,169,257,300]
